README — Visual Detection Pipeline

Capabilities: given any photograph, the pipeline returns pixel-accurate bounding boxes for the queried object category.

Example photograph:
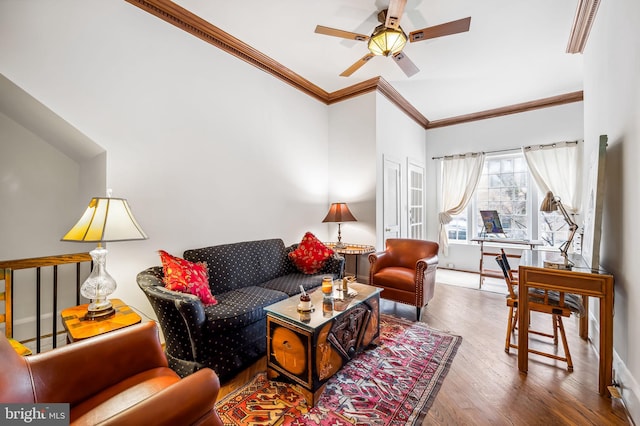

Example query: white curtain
[522,141,582,212]
[439,153,485,255]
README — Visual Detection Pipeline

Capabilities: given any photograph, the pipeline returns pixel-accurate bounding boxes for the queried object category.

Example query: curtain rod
[431,140,580,160]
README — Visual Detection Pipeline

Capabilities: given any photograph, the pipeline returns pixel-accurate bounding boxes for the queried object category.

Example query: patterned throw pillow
[158,250,217,305]
[288,232,335,274]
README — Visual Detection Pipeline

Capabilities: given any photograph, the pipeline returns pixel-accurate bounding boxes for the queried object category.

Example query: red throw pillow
[158,250,217,306]
[288,232,335,274]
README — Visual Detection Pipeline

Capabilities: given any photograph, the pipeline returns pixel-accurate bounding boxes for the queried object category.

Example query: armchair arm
[416,254,439,304]
[368,251,395,274]
[28,322,166,405]
[138,269,207,363]
[173,296,208,361]
[416,254,439,274]
[94,368,222,426]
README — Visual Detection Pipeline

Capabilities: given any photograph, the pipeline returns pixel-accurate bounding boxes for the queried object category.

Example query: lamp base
[334,241,347,249]
[543,260,573,270]
[84,299,116,320]
[84,307,115,320]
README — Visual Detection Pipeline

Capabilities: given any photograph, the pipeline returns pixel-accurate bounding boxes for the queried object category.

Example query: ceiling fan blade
[409,17,471,43]
[315,25,369,41]
[392,51,419,77]
[385,0,407,29]
[340,53,375,77]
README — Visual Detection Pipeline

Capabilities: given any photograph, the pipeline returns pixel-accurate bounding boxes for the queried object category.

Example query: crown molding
[375,79,430,128]
[426,91,584,129]
[567,0,601,53]
[125,0,329,103]
[326,77,380,104]
[125,0,583,130]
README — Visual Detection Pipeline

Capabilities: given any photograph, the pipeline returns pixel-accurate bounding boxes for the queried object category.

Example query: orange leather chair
[369,238,439,320]
[0,321,223,426]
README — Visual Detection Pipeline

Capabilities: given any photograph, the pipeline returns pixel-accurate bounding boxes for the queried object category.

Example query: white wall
[327,93,377,280]
[0,111,105,339]
[0,0,331,321]
[424,102,584,271]
[583,0,640,418]
[327,92,427,280]
[328,92,377,246]
[376,93,428,249]
[0,113,85,260]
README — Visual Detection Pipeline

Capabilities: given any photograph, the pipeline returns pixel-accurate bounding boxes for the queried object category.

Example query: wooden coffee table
[61,298,142,342]
[264,282,381,407]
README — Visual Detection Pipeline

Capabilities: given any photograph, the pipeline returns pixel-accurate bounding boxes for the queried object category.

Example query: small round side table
[324,243,376,279]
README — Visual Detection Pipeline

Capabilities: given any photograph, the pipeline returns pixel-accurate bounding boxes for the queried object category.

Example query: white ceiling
[174,0,584,121]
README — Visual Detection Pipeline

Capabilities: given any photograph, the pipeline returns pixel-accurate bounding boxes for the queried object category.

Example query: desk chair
[496,253,583,371]
[1,269,32,356]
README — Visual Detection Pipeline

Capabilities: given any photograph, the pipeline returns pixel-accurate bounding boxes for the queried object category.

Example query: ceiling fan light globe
[368,26,407,56]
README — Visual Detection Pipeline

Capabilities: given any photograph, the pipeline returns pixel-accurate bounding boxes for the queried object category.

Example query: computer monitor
[480,210,504,235]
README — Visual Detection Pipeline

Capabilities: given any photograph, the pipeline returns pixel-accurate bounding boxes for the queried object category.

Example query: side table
[61,298,142,342]
[324,243,375,281]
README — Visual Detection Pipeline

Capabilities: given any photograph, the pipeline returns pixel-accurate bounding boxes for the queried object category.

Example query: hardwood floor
[218,282,632,425]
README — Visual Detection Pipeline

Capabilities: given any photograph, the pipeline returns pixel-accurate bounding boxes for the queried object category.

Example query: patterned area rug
[216,314,462,425]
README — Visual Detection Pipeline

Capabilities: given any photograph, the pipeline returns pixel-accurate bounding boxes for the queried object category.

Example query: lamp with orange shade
[322,202,357,249]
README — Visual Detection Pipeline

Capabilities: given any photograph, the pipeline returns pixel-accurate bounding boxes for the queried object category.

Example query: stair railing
[0,253,92,353]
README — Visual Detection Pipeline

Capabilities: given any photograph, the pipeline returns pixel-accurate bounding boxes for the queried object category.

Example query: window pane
[487,161,500,174]
[501,158,513,173]
[538,189,573,249]
[446,214,467,242]
[475,153,529,239]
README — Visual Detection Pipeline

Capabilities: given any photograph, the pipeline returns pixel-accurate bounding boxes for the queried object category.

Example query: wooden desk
[517,251,614,396]
[61,298,142,342]
[472,238,543,287]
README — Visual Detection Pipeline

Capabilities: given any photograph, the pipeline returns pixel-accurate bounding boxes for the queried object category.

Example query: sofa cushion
[158,250,217,306]
[371,266,416,292]
[259,273,331,296]
[70,368,180,425]
[288,232,335,274]
[184,239,290,294]
[202,286,288,333]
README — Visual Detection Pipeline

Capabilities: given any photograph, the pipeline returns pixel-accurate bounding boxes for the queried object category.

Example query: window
[447,216,467,241]
[445,152,573,248]
[475,154,529,240]
[539,206,574,248]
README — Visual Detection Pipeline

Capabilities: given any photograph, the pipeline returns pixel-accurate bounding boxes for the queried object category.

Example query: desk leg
[580,296,589,340]
[600,292,614,396]
[517,279,529,374]
[478,242,484,289]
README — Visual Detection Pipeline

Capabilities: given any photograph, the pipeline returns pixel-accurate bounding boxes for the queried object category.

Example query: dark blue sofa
[137,238,344,382]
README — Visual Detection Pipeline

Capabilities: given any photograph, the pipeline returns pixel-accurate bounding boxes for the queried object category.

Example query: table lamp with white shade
[62,197,147,319]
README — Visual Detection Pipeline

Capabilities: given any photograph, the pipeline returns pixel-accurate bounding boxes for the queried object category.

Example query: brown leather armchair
[0,321,223,426]
[369,238,439,320]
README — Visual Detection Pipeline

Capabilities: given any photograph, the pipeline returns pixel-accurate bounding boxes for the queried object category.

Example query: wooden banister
[1,252,92,353]
[0,253,92,270]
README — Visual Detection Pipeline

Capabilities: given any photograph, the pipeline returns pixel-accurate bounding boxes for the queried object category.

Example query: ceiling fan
[314,0,471,77]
